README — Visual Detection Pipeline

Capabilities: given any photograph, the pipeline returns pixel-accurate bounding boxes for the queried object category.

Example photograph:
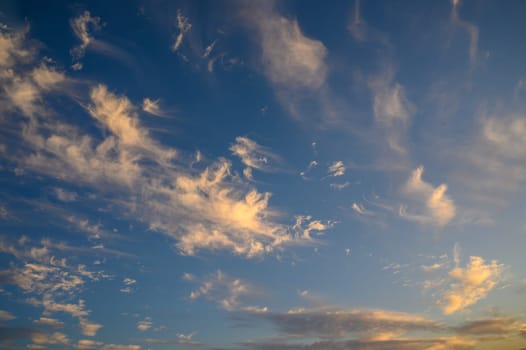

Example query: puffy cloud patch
[247,3,327,90]
[328,161,345,177]
[401,166,455,226]
[0,310,15,321]
[33,317,64,328]
[440,256,503,315]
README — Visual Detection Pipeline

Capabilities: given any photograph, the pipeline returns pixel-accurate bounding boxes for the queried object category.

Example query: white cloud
[142,98,167,117]
[451,0,479,64]
[440,256,504,314]
[368,68,415,154]
[31,331,69,345]
[0,310,15,321]
[54,188,78,202]
[483,115,526,159]
[348,0,368,42]
[123,278,136,286]
[0,237,103,336]
[292,215,334,240]
[33,317,64,328]
[1,30,331,259]
[329,182,349,190]
[171,9,192,52]
[249,3,327,89]
[203,40,217,58]
[101,345,141,350]
[351,202,373,216]
[401,166,456,226]
[327,161,345,177]
[421,263,444,272]
[0,26,34,68]
[88,84,176,163]
[70,11,102,61]
[137,317,153,331]
[372,83,413,125]
[187,270,263,311]
[230,136,279,173]
[79,318,103,336]
[77,339,103,350]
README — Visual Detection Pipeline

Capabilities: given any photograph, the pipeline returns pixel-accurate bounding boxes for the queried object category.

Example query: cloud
[300,160,318,179]
[137,317,153,331]
[77,339,103,350]
[348,0,368,42]
[101,345,141,350]
[233,337,476,350]
[0,26,34,69]
[260,307,439,338]
[0,310,15,321]
[368,68,415,154]
[372,83,413,125]
[352,202,373,216]
[247,2,327,90]
[172,9,192,52]
[292,215,334,240]
[330,182,350,190]
[401,166,456,226]
[69,11,138,71]
[421,263,444,272]
[88,84,176,162]
[31,331,69,345]
[440,256,504,315]
[54,188,78,202]
[70,11,102,61]
[328,161,345,177]
[123,278,136,286]
[483,116,526,160]
[142,98,167,117]
[187,270,262,311]
[0,237,103,336]
[33,317,64,328]
[79,318,102,336]
[230,137,280,173]
[454,317,520,336]
[2,31,331,259]
[142,334,201,346]
[450,0,479,64]
[203,40,217,58]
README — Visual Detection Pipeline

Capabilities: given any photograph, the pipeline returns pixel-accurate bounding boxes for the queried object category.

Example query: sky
[0,0,526,349]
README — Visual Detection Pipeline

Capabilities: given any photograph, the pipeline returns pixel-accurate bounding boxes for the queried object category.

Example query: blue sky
[1,0,526,349]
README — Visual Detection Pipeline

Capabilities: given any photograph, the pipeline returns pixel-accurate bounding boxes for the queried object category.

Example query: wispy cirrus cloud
[70,11,101,61]
[69,11,138,72]
[230,136,280,174]
[246,3,327,90]
[185,270,264,312]
[0,27,333,258]
[142,98,168,117]
[450,0,479,65]
[171,9,192,52]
